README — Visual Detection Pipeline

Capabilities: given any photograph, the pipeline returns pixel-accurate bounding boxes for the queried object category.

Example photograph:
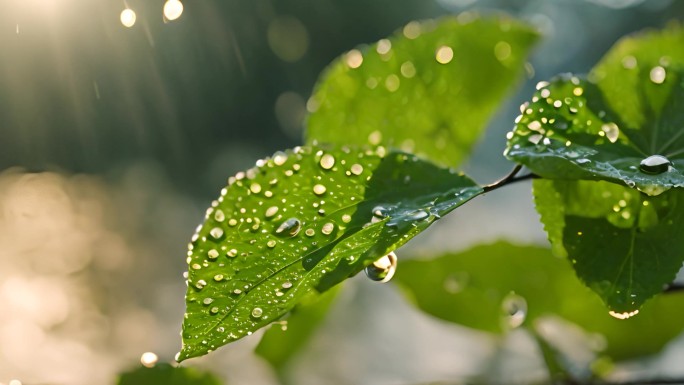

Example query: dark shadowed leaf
[394,242,684,361]
[307,15,539,167]
[117,364,222,385]
[179,145,483,361]
[505,25,684,196]
[533,179,684,313]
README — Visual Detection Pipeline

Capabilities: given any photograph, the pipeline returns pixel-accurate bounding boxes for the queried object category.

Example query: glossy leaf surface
[534,179,684,313]
[506,26,684,196]
[395,242,684,361]
[179,146,483,361]
[307,15,539,167]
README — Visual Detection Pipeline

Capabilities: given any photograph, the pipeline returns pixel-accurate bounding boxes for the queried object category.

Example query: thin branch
[483,164,539,193]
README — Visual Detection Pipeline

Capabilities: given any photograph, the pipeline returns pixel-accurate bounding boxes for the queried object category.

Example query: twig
[483,164,539,193]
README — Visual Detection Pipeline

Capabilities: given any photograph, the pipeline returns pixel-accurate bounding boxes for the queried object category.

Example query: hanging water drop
[608,309,639,320]
[501,292,527,329]
[364,251,397,283]
[275,218,302,237]
[639,155,672,174]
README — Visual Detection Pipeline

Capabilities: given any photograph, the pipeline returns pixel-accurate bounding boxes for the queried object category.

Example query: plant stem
[483,164,538,193]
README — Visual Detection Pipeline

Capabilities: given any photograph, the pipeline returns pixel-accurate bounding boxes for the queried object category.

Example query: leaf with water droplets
[506,25,684,195]
[534,179,684,313]
[395,242,684,361]
[178,146,483,361]
[306,15,539,167]
[117,364,222,385]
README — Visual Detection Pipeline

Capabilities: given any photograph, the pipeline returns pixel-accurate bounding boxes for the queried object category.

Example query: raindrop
[601,123,620,143]
[313,184,327,195]
[435,45,454,64]
[321,222,335,235]
[273,151,288,166]
[305,228,315,237]
[608,309,639,320]
[275,218,302,237]
[350,164,364,175]
[227,249,238,257]
[251,307,264,318]
[214,210,225,222]
[345,49,363,69]
[250,183,262,194]
[364,251,397,283]
[196,280,207,290]
[320,154,335,170]
[265,206,279,218]
[650,66,666,84]
[267,240,277,248]
[639,155,672,174]
[228,218,238,227]
[140,352,158,368]
[282,281,293,289]
[120,8,137,28]
[210,307,219,314]
[207,249,219,259]
[213,274,224,281]
[203,298,214,305]
[210,228,224,239]
[501,292,527,329]
[407,209,429,221]
[163,0,184,21]
[342,214,352,223]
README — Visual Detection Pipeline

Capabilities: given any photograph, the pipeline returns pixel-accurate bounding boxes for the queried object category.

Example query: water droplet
[350,164,364,175]
[650,66,666,84]
[601,122,619,143]
[313,184,327,195]
[435,45,454,64]
[250,183,262,194]
[276,218,302,237]
[622,55,637,69]
[210,307,219,314]
[364,251,397,283]
[407,209,429,221]
[320,154,335,170]
[210,228,224,239]
[196,280,207,290]
[501,292,527,329]
[608,309,639,320]
[140,352,158,368]
[282,281,293,289]
[267,240,277,248]
[639,155,672,174]
[265,206,279,218]
[305,228,315,237]
[273,151,288,166]
[213,274,224,281]
[227,249,238,257]
[251,307,264,318]
[368,131,382,145]
[321,222,335,235]
[342,214,352,223]
[214,210,225,222]
[203,298,214,305]
[228,218,238,227]
[345,49,363,69]
[207,249,219,259]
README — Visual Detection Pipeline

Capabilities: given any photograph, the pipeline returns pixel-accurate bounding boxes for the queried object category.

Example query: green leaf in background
[117,364,222,385]
[306,15,539,167]
[394,242,684,361]
[533,179,684,313]
[505,25,684,196]
[255,286,341,375]
[179,145,483,361]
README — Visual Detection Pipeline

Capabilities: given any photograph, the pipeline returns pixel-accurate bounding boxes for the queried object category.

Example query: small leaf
[179,145,483,361]
[307,15,539,167]
[533,179,684,313]
[255,286,341,375]
[117,364,222,385]
[395,242,684,361]
[505,25,684,195]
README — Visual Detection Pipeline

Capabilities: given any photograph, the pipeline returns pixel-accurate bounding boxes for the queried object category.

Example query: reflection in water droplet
[364,251,397,283]
[275,218,302,236]
[650,66,666,84]
[608,309,639,320]
[501,292,527,329]
[639,155,672,174]
[251,307,264,318]
[320,154,335,170]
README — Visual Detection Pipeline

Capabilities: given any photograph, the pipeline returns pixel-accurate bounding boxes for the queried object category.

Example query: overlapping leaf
[307,15,539,167]
[505,25,684,195]
[534,179,684,313]
[179,145,483,361]
[395,242,684,361]
[117,364,222,385]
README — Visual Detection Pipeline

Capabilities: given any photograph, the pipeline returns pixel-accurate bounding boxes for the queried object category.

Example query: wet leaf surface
[307,15,538,167]
[395,242,684,361]
[179,145,483,361]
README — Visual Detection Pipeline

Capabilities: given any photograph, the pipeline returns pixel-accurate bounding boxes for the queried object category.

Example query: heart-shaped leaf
[178,145,483,361]
[533,179,684,313]
[395,242,684,361]
[505,25,684,195]
[307,15,539,167]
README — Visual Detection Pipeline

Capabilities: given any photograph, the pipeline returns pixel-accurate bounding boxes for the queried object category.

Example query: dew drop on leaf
[321,222,335,235]
[265,206,279,218]
[364,251,397,283]
[273,151,288,166]
[649,66,666,84]
[319,154,335,170]
[251,307,264,318]
[639,155,672,174]
[275,218,302,237]
[282,281,293,289]
[501,292,527,329]
[313,184,327,195]
[608,309,639,320]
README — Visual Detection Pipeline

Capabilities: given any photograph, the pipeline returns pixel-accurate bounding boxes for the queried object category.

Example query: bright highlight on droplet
[650,66,666,84]
[163,0,184,21]
[345,49,363,69]
[120,8,137,28]
[608,309,639,320]
[435,46,454,64]
[140,352,159,368]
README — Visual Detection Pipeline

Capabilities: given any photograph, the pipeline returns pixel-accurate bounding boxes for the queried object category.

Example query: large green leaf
[179,145,483,361]
[533,179,684,313]
[505,25,684,195]
[306,15,539,167]
[395,242,684,361]
[117,364,222,385]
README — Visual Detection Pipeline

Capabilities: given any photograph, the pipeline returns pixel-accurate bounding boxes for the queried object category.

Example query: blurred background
[1,0,684,384]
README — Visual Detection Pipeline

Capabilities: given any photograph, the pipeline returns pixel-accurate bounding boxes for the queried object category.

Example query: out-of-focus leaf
[255,286,341,374]
[117,364,222,385]
[533,179,684,313]
[307,15,539,167]
[179,145,483,361]
[394,242,684,361]
[505,25,684,196]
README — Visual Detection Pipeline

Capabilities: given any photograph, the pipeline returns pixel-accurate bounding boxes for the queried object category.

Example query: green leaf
[117,364,222,385]
[533,179,684,313]
[505,25,684,196]
[255,286,340,375]
[179,145,483,361]
[394,242,684,361]
[306,15,539,167]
